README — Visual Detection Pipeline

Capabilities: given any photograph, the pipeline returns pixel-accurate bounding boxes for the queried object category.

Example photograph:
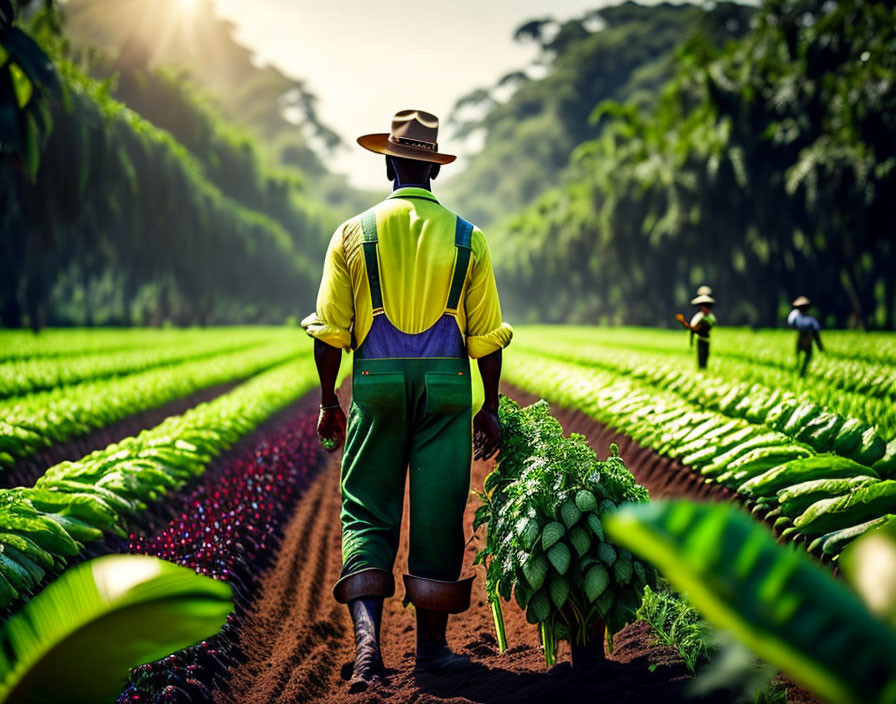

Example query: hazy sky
[211,0,610,190]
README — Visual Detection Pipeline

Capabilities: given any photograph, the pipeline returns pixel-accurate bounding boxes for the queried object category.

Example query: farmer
[787,296,823,377]
[302,109,512,684]
[676,291,717,369]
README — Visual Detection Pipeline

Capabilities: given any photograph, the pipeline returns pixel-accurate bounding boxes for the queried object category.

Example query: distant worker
[676,287,717,369]
[787,296,823,377]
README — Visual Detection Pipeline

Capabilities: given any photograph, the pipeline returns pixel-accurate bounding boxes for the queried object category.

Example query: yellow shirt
[302,187,512,359]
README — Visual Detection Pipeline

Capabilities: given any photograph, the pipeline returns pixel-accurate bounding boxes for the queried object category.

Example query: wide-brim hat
[792,296,811,307]
[696,285,713,297]
[691,294,716,305]
[357,109,456,165]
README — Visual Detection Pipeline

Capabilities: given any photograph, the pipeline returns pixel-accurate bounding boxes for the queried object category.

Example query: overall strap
[359,209,384,315]
[445,216,473,314]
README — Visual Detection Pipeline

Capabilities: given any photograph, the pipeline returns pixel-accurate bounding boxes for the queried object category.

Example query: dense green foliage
[61,0,374,225]
[606,500,896,704]
[0,4,371,329]
[0,0,61,180]
[1,55,319,328]
[61,0,338,171]
[443,1,753,228]
[475,397,655,663]
[457,0,895,329]
[0,554,231,704]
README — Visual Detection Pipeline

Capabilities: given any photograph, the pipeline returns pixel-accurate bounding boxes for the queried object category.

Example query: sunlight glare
[179,0,201,14]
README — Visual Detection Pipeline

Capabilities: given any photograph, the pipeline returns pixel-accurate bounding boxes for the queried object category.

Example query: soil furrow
[222,458,352,704]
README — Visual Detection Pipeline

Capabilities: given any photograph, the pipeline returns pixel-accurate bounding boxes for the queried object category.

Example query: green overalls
[339,212,474,583]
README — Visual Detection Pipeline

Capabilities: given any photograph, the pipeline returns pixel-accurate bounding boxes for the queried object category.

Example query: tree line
[452,0,895,330]
[1,1,344,329]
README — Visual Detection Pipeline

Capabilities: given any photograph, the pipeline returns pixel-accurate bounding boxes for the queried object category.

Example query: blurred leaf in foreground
[840,517,896,630]
[0,554,232,704]
[605,500,896,704]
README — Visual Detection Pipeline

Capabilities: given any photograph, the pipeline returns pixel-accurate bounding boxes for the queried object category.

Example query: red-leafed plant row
[117,412,324,704]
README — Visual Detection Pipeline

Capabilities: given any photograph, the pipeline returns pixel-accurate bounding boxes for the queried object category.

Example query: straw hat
[357,109,456,165]
[696,285,713,297]
[691,294,716,306]
[792,296,811,308]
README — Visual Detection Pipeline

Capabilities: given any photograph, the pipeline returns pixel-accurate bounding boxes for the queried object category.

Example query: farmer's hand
[318,401,346,452]
[473,406,501,461]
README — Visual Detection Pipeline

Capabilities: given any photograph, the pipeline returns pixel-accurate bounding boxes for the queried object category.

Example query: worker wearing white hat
[676,290,717,369]
[787,296,823,376]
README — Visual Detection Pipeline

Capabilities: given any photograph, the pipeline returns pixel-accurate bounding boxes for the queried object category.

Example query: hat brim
[357,134,456,165]
[691,295,716,305]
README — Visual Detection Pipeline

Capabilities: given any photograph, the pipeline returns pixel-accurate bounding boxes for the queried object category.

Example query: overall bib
[339,209,474,583]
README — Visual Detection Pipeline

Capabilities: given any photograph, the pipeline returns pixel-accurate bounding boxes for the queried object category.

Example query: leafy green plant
[475,397,656,665]
[0,554,232,704]
[605,499,896,704]
[637,583,708,674]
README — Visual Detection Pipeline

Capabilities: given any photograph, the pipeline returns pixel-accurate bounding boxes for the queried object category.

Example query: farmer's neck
[387,156,440,192]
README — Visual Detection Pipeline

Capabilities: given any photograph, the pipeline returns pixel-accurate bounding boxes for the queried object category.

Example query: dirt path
[220,385,742,704]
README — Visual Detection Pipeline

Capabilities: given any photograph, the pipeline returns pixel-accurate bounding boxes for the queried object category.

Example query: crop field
[0,326,894,704]
[507,326,896,563]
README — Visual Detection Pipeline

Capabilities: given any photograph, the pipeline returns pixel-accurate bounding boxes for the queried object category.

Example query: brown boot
[333,569,395,685]
[403,574,475,675]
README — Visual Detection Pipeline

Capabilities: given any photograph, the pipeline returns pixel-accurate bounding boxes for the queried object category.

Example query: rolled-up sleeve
[301,226,354,349]
[465,230,513,359]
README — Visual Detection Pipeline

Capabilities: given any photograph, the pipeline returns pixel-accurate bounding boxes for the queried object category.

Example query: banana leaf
[0,554,232,704]
[605,500,896,704]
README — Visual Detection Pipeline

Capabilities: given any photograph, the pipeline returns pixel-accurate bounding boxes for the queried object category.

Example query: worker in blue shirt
[787,296,824,377]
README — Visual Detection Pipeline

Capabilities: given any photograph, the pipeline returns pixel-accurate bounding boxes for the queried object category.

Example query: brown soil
[218,384,773,704]
[2,380,242,488]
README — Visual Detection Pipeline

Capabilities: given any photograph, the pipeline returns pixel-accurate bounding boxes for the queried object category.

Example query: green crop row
[0,327,273,362]
[519,330,896,438]
[0,339,309,471]
[0,332,276,399]
[504,350,896,561]
[0,356,318,615]
[515,336,895,449]
[524,326,896,400]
